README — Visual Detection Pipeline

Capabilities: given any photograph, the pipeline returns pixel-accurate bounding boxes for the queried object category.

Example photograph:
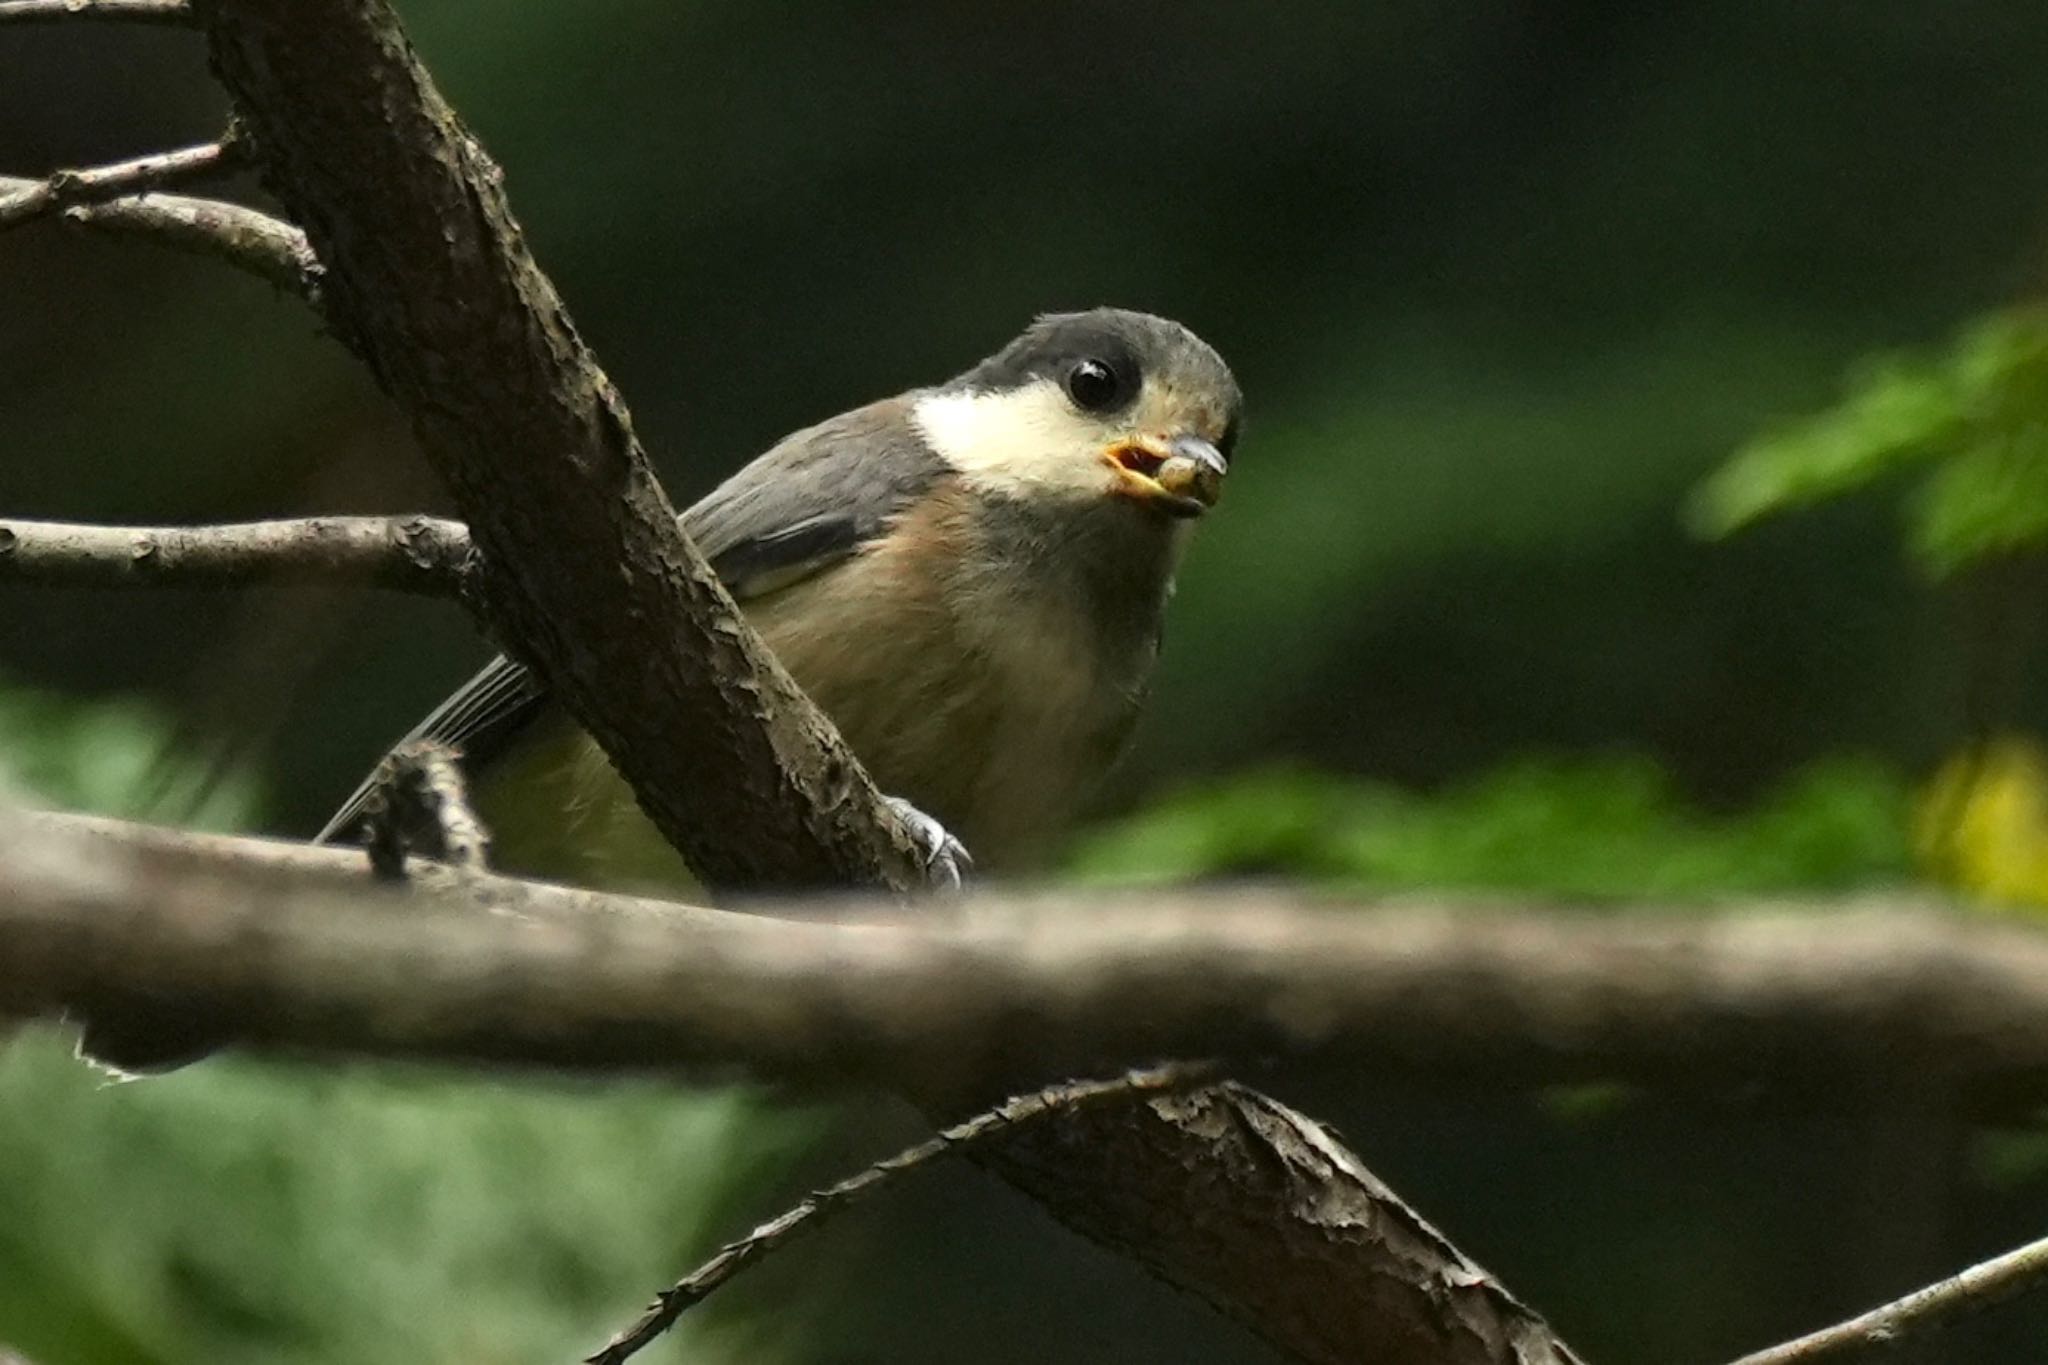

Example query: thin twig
[0,175,318,299]
[0,130,243,232]
[0,0,191,23]
[66,190,317,299]
[584,1063,1213,1365]
[1728,1231,2048,1364]
[0,516,473,595]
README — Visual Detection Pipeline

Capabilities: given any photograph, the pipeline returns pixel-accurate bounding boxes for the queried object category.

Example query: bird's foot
[884,795,973,891]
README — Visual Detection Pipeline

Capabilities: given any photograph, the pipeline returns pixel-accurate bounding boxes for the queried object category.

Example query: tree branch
[0,133,243,232]
[0,174,319,300]
[8,808,2043,1110]
[0,0,190,23]
[1728,1230,2048,1364]
[59,188,317,299]
[190,0,928,895]
[0,516,470,594]
[1,807,1596,1365]
[585,1064,1213,1365]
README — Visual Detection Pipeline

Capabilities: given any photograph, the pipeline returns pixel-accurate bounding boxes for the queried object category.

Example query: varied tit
[320,307,1242,889]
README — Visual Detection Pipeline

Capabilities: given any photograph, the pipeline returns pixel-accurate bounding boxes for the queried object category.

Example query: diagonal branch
[0,132,244,232]
[0,516,469,594]
[0,0,191,23]
[191,0,927,896]
[1727,1230,2048,1364]
[585,1064,1214,1365]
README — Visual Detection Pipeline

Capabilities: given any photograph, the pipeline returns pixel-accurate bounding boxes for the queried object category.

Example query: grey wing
[316,396,946,843]
[679,394,945,597]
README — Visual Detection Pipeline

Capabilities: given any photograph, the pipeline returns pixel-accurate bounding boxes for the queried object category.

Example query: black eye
[1064,358,1127,413]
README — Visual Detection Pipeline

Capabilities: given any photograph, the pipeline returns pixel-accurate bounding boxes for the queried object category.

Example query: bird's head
[914,308,1241,521]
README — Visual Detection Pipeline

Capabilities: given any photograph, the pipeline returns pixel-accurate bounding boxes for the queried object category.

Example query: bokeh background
[9,2,2048,1361]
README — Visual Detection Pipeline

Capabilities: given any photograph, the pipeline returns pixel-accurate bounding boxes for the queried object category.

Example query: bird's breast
[748,482,1175,867]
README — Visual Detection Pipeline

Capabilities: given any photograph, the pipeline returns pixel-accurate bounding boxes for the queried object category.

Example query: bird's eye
[1064,358,1126,413]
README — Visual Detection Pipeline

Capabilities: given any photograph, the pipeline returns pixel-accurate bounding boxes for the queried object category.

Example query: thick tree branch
[0,808,1591,1365]
[0,516,469,594]
[190,0,927,895]
[0,134,242,231]
[0,0,190,23]
[1728,1230,2048,1364]
[7,808,2042,1109]
[586,1064,1213,1365]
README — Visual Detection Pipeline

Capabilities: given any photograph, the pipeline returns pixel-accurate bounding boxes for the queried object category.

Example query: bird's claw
[884,795,973,891]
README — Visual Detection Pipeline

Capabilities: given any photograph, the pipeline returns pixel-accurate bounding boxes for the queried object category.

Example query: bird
[314,308,1241,893]
[68,308,1239,1074]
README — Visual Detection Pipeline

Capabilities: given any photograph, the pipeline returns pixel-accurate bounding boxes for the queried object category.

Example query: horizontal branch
[3,807,2035,1106]
[3,806,1588,1363]
[0,0,190,22]
[0,516,471,594]
[0,133,242,232]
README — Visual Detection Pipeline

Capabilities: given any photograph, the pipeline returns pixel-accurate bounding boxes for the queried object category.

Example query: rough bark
[191,0,927,895]
[12,810,2045,1111]
[2,805,1593,1363]
[0,516,465,594]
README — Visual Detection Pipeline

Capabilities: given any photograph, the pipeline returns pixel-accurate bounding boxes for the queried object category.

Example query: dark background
[5,3,2047,1362]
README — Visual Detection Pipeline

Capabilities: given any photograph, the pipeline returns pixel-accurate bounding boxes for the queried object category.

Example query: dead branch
[0,0,190,23]
[0,133,243,231]
[0,516,469,594]
[1728,1229,2048,1364]
[585,1064,1213,1365]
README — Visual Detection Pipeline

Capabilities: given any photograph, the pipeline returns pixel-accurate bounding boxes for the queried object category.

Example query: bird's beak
[1104,432,1228,518]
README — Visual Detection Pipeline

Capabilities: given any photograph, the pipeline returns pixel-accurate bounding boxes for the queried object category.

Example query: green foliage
[0,677,261,829]
[1069,755,1913,898]
[0,1041,826,1365]
[1913,428,2048,575]
[0,681,834,1365]
[1690,307,2048,577]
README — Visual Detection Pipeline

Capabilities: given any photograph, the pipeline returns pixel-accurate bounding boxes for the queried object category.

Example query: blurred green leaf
[0,1037,825,1365]
[1694,307,2048,578]
[1071,754,1913,899]
[0,675,261,830]
[1911,429,2048,575]
[0,680,834,1365]
[1687,356,1960,539]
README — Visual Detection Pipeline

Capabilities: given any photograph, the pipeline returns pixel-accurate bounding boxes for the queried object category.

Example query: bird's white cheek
[912,385,1114,503]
